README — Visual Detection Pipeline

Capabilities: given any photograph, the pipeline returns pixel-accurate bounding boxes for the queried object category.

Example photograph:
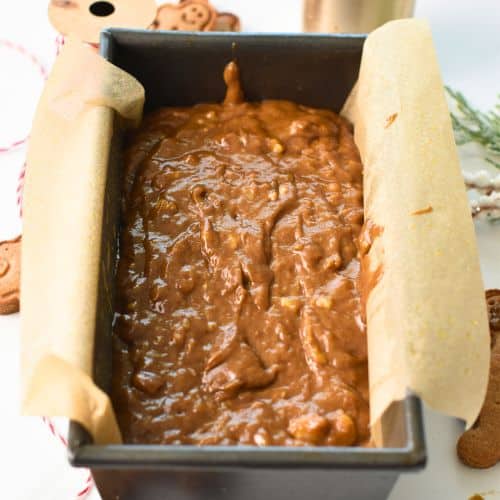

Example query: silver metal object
[303,0,415,34]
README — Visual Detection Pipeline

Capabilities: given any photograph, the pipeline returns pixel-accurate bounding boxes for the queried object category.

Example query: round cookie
[49,0,157,44]
[152,1,216,31]
[0,236,21,315]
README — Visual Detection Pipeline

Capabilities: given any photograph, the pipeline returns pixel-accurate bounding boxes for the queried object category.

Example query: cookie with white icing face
[48,0,157,44]
[177,0,241,31]
[152,1,217,31]
[0,236,21,315]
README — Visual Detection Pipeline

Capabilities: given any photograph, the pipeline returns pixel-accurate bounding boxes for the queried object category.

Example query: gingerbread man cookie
[0,236,21,315]
[153,1,217,31]
[457,290,500,468]
[486,289,500,332]
[212,12,241,32]
[49,0,157,44]
[177,0,241,31]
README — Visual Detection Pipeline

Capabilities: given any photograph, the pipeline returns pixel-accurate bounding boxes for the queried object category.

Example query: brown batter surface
[112,63,369,446]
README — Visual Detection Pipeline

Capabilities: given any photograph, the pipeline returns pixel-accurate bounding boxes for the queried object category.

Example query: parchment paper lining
[343,19,489,428]
[21,39,143,444]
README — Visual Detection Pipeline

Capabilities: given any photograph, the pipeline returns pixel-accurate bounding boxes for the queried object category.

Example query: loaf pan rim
[67,29,426,472]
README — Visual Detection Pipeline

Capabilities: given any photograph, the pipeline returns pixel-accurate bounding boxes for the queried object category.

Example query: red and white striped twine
[14,36,68,218]
[0,39,48,153]
[76,473,95,499]
[42,417,95,499]
[16,162,25,217]
[42,416,68,447]
[55,35,65,56]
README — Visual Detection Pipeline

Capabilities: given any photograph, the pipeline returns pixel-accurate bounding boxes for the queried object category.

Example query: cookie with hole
[48,0,157,45]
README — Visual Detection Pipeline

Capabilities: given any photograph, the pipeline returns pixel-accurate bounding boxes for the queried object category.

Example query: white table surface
[1,1,500,499]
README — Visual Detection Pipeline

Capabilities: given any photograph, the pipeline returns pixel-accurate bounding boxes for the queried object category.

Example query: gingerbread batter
[112,62,369,446]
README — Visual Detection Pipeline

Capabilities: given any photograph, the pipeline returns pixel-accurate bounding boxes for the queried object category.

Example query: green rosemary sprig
[446,87,500,169]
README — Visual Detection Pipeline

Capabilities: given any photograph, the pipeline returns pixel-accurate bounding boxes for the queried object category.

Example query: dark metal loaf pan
[67,29,426,500]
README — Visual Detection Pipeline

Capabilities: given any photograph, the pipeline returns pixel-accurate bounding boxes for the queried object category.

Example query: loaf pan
[67,29,426,500]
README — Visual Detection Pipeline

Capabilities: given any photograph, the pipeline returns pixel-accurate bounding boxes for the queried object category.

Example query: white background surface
[1,1,500,499]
